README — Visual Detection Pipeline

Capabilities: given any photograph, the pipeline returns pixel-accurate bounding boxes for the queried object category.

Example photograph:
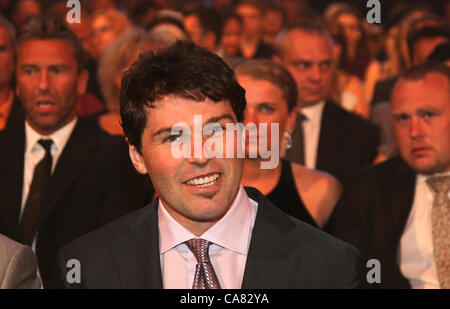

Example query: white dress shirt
[158,185,258,289]
[21,118,78,219]
[299,101,325,169]
[398,172,450,289]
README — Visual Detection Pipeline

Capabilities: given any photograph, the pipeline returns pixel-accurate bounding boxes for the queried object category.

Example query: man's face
[392,73,450,175]
[236,4,262,36]
[129,96,243,235]
[0,27,14,90]
[16,39,88,135]
[280,30,335,107]
[184,14,203,46]
[412,37,448,65]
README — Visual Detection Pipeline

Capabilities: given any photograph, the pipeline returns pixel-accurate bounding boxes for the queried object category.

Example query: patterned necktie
[185,238,221,289]
[284,112,306,165]
[426,175,450,289]
[18,139,53,245]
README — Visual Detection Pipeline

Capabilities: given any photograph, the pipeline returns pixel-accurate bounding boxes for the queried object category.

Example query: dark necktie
[18,139,53,245]
[426,175,450,288]
[284,112,306,165]
[185,238,221,289]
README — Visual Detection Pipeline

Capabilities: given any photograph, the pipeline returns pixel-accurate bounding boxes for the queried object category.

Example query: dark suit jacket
[52,187,362,289]
[3,95,24,130]
[328,156,416,288]
[0,118,153,287]
[313,102,380,181]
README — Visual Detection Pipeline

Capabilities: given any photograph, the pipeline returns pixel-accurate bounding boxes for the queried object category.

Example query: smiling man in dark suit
[329,63,450,288]
[0,17,151,287]
[276,23,380,181]
[53,40,362,289]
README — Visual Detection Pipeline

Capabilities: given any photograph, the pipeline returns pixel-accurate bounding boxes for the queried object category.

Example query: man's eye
[394,114,410,122]
[164,135,181,142]
[422,111,436,119]
[205,125,224,136]
[258,104,275,113]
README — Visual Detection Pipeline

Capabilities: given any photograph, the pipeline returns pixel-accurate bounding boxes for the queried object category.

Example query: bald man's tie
[426,175,450,289]
[185,238,221,289]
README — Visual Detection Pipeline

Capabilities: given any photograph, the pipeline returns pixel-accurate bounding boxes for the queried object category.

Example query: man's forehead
[145,95,236,122]
[392,74,450,107]
[17,39,77,62]
[283,30,333,57]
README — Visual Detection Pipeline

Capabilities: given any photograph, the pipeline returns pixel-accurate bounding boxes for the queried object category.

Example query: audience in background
[90,9,132,60]
[276,23,380,181]
[0,16,21,130]
[235,0,277,59]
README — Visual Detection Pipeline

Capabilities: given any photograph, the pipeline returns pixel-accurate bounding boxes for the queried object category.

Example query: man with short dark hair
[0,17,151,287]
[277,23,380,181]
[183,7,222,53]
[330,63,450,288]
[53,41,362,289]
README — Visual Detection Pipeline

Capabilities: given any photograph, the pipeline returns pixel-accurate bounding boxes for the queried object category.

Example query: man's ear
[129,144,148,175]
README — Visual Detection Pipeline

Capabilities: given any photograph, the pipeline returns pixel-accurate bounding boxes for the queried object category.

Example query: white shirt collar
[300,100,325,124]
[25,117,78,155]
[158,185,255,255]
[417,172,450,185]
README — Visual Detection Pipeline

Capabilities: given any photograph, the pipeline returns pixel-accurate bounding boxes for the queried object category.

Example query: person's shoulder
[350,156,408,182]
[325,101,378,131]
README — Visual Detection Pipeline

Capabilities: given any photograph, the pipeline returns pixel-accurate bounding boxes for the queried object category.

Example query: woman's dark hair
[120,40,246,152]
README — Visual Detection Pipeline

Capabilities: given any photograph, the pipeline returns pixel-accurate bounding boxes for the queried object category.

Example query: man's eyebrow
[152,114,236,138]
[204,114,235,125]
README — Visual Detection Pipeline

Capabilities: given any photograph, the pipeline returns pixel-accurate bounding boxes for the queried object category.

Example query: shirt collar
[300,100,325,124]
[25,117,78,155]
[417,172,450,185]
[158,185,255,255]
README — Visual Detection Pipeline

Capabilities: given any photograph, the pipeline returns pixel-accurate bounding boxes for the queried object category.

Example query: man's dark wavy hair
[120,40,246,152]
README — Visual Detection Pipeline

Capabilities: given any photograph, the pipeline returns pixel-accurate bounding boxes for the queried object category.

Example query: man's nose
[309,65,322,81]
[38,71,49,91]
[410,117,424,139]
[186,133,210,165]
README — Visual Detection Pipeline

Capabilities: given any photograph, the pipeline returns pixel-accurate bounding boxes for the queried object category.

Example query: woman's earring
[284,132,292,150]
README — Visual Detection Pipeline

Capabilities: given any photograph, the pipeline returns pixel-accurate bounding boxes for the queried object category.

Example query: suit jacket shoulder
[0,234,41,289]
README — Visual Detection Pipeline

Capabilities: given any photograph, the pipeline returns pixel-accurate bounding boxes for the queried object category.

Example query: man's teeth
[185,173,220,187]
[37,101,53,107]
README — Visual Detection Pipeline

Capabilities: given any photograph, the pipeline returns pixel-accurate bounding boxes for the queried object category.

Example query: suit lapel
[242,187,303,288]
[108,200,163,288]
[316,102,344,173]
[0,123,25,235]
[39,120,98,228]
